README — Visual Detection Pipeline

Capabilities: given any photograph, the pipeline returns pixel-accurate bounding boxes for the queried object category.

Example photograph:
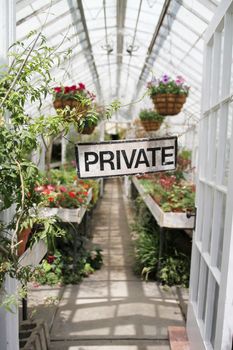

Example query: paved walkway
[28,178,186,350]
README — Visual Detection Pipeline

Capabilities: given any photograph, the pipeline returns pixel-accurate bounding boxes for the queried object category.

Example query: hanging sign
[75,137,177,179]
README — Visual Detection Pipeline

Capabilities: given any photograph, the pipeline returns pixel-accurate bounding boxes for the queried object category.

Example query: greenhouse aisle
[47,178,186,349]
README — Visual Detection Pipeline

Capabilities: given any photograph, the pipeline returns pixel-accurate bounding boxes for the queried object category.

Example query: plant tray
[132,177,194,229]
[151,93,186,116]
[39,188,92,224]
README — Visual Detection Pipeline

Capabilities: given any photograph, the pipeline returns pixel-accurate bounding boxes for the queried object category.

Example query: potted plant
[147,74,189,116]
[53,84,102,134]
[177,148,192,171]
[139,109,164,131]
[53,83,95,110]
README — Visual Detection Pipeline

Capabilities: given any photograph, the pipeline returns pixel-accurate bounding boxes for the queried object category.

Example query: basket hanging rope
[151,93,186,116]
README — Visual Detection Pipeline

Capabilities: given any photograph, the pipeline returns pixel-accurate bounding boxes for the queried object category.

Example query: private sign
[75,137,177,179]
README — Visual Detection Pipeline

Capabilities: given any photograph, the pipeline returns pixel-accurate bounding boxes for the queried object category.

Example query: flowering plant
[147,74,190,96]
[53,83,96,102]
[35,184,89,209]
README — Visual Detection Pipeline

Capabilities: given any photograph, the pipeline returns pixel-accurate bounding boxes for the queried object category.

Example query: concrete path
[48,178,185,349]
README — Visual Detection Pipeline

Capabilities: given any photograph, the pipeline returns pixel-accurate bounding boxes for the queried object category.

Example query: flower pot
[140,120,162,132]
[18,227,31,257]
[151,93,186,116]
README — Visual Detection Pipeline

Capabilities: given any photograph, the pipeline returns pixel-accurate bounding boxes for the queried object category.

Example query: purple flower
[160,74,170,84]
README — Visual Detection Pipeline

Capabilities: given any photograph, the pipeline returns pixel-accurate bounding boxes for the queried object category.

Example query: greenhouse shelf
[38,188,92,224]
[19,240,47,268]
[132,177,195,229]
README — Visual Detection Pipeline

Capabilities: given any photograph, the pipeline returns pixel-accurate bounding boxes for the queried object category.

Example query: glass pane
[192,248,201,303]
[217,193,226,270]
[197,259,208,321]
[210,283,219,347]
[223,103,233,186]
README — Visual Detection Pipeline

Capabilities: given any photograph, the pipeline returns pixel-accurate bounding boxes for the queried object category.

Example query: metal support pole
[157,227,165,279]
[22,296,28,321]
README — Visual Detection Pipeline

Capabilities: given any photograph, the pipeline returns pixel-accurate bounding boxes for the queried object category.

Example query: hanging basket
[151,93,187,116]
[53,99,63,109]
[140,120,162,132]
[80,125,96,135]
[53,99,89,114]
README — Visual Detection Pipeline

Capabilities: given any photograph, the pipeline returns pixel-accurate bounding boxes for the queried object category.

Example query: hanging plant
[52,84,99,134]
[139,109,164,132]
[147,74,189,116]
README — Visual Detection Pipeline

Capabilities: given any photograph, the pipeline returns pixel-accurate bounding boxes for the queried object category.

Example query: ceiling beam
[70,0,103,101]
[17,0,63,26]
[116,0,127,97]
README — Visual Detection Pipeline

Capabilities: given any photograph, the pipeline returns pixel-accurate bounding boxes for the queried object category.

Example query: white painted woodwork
[187,2,233,349]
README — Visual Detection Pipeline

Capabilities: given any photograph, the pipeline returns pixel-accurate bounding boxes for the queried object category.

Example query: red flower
[64,86,70,94]
[48,197,54,202]
[54,87,62,93]
[47,255,56,263]
[59,186,67,192]
[78,82,86,90]
[68,191,76,198]
[78,198,84,203]
[83,191,88,196]
[70,85,77,91]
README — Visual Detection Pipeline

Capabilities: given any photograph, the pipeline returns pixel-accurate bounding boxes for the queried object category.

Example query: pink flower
[34,185,45,192]
[42,189,51,195]
[175,75,185,85]
[59,186,67,192]
[47,185,56,191]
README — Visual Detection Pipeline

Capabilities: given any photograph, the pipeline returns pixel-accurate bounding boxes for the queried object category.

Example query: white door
[187,1,233,349]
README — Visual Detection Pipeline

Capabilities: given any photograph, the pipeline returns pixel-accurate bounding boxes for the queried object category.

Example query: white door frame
[187,1,233,349]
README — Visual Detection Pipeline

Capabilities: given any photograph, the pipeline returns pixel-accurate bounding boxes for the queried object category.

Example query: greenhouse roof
[16,0,220,132]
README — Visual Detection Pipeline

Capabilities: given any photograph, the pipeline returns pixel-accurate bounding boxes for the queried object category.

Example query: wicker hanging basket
[151,93,186,116]
[140,120,162,132]
[79,125,96,135]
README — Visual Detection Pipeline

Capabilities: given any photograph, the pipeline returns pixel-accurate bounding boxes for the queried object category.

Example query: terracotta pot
[18,227,31,257]
[151,93,186,116]
[140,120,162,132]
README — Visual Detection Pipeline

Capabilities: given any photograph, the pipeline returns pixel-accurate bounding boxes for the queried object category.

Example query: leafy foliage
[139,109,164,122]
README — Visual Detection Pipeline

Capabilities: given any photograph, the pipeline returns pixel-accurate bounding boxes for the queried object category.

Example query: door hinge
[186,207,197,230]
